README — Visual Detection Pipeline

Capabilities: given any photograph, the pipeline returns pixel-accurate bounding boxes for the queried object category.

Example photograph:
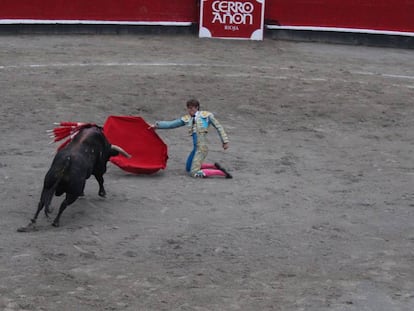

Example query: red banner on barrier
[199,0,265,40]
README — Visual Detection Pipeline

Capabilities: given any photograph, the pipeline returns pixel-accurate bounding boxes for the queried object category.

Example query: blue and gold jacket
[156,111,229,145]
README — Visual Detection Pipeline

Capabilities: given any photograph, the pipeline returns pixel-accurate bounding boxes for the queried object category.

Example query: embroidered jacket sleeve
[156,114,191,129]
[208,112,229,144]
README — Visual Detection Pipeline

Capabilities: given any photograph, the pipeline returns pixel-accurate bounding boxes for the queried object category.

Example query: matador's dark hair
[186,99,200,109]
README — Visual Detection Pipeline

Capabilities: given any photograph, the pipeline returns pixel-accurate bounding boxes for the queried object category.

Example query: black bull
[19,125,130,230]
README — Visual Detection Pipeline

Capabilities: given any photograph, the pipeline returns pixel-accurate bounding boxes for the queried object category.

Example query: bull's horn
[111,145,131,158]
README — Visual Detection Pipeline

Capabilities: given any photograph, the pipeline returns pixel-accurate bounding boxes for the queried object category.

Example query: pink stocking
[201,163,217,169]
[202,169,226,177]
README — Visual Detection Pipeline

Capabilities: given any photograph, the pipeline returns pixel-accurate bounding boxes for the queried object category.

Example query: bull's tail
[33,156,71,222]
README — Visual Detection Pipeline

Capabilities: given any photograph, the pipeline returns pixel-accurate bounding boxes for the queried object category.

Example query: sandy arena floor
[1,34,414,310]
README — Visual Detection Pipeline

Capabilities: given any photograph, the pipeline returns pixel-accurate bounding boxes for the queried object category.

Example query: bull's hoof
[17,223,38,232]
[98,191,106,197]
[52,221,60,227]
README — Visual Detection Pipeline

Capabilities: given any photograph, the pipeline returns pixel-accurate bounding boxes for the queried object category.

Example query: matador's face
[187,105,199,117]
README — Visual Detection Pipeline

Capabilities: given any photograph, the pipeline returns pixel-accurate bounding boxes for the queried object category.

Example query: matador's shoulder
[199,111,212,118]
[181,114,192,122]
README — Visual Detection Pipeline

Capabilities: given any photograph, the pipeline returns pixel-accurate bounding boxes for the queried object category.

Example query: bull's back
[72,126,107,149]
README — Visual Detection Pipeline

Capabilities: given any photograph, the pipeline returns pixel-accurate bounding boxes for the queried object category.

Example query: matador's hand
[148,123,157,130]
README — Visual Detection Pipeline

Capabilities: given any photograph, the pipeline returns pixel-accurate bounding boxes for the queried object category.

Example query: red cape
[103,115,168,174]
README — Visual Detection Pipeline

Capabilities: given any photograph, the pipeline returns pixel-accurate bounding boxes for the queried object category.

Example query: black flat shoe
[214,162,233,179]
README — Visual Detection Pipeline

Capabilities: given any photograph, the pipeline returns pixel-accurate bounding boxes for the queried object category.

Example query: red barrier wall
[265,0,414,33]
[0,0,198,23]
[1,0,413,34]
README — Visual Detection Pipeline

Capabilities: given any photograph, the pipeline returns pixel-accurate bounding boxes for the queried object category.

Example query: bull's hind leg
[31,187,53,223]
[17,188,51,232]
[31,200,45,224]
[52,194,78,227]
[17,198,46,232]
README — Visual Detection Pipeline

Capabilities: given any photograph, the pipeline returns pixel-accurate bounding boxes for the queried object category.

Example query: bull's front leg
[95,174,106,197]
